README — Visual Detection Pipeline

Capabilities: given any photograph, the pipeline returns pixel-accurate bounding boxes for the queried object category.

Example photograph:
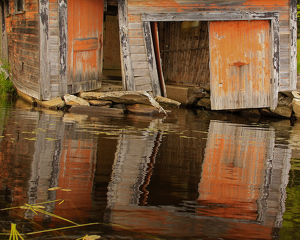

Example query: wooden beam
[39,0,51,100]
[58,0,68,96]
[271,17,280,110]
[142,12,279,22]
[118,0,135,91]
[143,21,161,97]
[290,0,297,91]
[152,22,166,97]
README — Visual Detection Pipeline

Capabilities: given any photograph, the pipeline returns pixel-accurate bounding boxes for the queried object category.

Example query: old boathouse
[0,0,297,110]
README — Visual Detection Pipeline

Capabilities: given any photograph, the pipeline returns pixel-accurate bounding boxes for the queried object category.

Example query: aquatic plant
[0,59,15,94]
[2,199,161,239]
[9,223,24,240]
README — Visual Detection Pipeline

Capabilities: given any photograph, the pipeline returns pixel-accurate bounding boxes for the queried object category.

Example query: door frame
[142,12,280,110]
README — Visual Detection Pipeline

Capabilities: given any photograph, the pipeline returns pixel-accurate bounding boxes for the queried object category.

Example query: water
[0,97,300,239]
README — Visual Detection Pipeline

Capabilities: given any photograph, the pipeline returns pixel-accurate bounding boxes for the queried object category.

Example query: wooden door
[209,20,272,110]
[68,0,104,93]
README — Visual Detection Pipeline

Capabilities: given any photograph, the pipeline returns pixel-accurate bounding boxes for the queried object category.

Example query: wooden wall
[48,0,60,98]
[6,0,40,99]
[158,21,210,87]
[126,0,296,93]
[39,0,61,100]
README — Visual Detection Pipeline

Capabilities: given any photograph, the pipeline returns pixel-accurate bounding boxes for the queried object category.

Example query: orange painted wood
[73,38,98,52]
[68,0,103,87]
[198,121,271,220]
[209,20,271,110]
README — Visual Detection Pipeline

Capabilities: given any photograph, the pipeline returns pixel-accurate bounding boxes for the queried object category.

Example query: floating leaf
[83,235,101,240]
[48,187,61,191]
[61,189,72,192]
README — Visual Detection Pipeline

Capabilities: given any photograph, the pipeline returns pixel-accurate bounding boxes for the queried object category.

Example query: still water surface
[0,98,300,239]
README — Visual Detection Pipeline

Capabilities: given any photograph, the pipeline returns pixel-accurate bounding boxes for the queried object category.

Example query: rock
[202,83,210,92]
[292,90,300,99]
[260,108,276,117]
[68,105,124,117]
[293,99,300,119]
[88,99,112,107]
[64,94,90,106]
[240,109,261,118]
[278,93,293,106]
[187,92,209,105]
[36,97,65,110]
[196,98,211,109]
[126,104,160,115]
[79,91,167,115]
[271,106,293,118]
[113,103,126,110]
[155,96,181,108]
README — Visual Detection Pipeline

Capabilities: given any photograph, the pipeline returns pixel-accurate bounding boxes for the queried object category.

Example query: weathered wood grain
[143,21,161,97]
[39,0,51,100]
[119,0,135,91]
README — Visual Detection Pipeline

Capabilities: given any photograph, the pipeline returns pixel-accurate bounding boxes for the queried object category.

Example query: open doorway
[102,2,122,83]
[157,21,210,88]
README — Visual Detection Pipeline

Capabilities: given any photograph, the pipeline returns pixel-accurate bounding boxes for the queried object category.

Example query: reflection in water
[0,99,295,239]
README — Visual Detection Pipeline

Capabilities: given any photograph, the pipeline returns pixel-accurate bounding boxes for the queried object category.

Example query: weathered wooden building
[0,0,108,100]
[120,0,297,110]
[0,0,297,110]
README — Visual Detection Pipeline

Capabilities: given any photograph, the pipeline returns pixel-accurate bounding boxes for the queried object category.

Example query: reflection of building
[198,121,273,220]
[0,109,39,218]
[107,120,291,239]
[0,107,98,226]
[107,123,163,208]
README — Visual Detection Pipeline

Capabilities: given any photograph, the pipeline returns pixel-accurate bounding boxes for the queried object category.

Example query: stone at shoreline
[196,98,211,109]
[79,91,167,114]
[292,99,300,119]
[80,91,155,105]
[68,105,124,117]
[36,97,65,110]
[292,90,300,99]
[88,99,112,107]
[126,104,160,115]
[270,106,293,118]
[155,96,181,108]
[64,94,90,106]
[240,109,261,118]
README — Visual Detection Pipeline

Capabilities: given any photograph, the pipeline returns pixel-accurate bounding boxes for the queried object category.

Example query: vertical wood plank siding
[158,21,210,87]
[210,20,272,110]
[6,0,40,99]
[127,0,295,95]
[39,0,61,100]
[48,0,60,98]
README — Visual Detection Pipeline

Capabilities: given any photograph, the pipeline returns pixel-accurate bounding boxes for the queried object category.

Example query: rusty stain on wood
[67,0,103,93]
[210,20,272,110]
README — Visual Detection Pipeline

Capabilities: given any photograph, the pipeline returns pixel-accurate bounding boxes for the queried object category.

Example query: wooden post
[143,21,161,97]
[59,0,68,96]
[39,0,51,100]
[118,0,135,91]
[290,0,297,91]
